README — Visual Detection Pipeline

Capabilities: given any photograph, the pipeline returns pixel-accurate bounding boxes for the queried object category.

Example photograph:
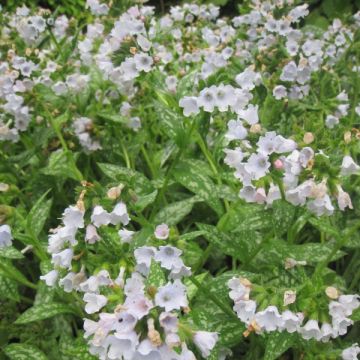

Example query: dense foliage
[1,0,360,359]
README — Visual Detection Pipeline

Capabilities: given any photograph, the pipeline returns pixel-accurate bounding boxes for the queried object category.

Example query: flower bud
[303,132,314,144]
[274,159,284,169]
[344,131,352,143]
[325,286,339,300]
[250,123,261,133]
[107,184,124,199]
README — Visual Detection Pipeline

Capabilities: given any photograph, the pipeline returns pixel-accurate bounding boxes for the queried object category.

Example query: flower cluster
[178,2,360,216]
[41,190,218,359]
[228,277,360,345]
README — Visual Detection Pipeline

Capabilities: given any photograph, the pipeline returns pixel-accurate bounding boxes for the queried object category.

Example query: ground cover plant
[1,0,360,359]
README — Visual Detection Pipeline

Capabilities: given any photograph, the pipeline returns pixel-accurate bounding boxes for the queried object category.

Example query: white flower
[233,300,256,324]
[332,317,353,336]
[224,148,244,169]
[133,339,160,360]
[80,270,111,293]
[40,269,59,286]
[342,343,360,360]
[338,294,360,313]
[341,156,360,176]
[214,84,235,112]
[59,272,77,293]
[179,96,200,117]
[320,323,334,342]
[113,312,137,333]
[255,306,284,332]
[198,86,217,112]
[225,119,247,141]
[85,224,101,244]
[325,115,339,129]
[124,273,145,297]
[137,34,152,52]
[336,185,353,211]
[159,312,178,333]
[51,248,73,269]
[134,246,156,275]
[235,68,260,90]
[106,332,138,360]
[83,293,108,314]
[244,153,270,180]
[300,319,322,340]
[257,132,277,155]
[134,53,153,72]
[91,205,111,227]
[154,224,169,240]
[124,293,154,319]
[266,184,282,205]
[155,280,188,311]
[154,246,182,270]
[0,224,12,248]
[228,277,250,302]
[165,75,177,92]
[279,311,303,333]
[237,104,259,125]
[280,61,298,82]
[193,331,218,358]
[118,228,135,243]
[110,202,130,226]
[239,185,256,203]
[307,194,334,216]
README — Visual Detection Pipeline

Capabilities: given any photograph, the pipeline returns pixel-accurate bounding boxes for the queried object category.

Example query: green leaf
[264,332,297,360]
[146,259,166,288]
[351,307,360,321]
[4,343,48,360]
[258,240,346,266]
[184,273,207,300]
[271,200,296,237]
[0,260,35,289]
[154,197,198,226]
[173,161,224,216]
[178,230,206,242]
[27,190,53,238]
[15,303,77,324]
[59,335,97,360]
[218,202,272,233]
[153,99,184,139]
[42,149,81,181]
[308,217,340,240]
[0,274,19,302]
[0,246,24,259]
[196,223,248,263]
[97,163,153,194]
[97,112,128,124]
[133,190,158,212]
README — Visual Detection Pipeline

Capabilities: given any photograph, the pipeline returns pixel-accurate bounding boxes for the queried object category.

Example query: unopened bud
[274,159,283,170]
[344,131,352,143]
[283,290,296,306]
[250,124,261,133]
[303,132,314,144]
[325,286,339,300]
[0,183,10,192]
[147,318,162,346]
[107,184,124,200]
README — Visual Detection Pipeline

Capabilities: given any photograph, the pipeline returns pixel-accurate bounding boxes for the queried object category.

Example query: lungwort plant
[1,0,360,359]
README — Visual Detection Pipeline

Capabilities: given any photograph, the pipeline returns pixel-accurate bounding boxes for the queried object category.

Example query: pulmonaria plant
[41,188,218,359]
[1,0,360,359]
[228,276,360,344]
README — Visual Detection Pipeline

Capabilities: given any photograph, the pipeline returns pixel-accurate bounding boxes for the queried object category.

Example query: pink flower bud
[274,159,284,169]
